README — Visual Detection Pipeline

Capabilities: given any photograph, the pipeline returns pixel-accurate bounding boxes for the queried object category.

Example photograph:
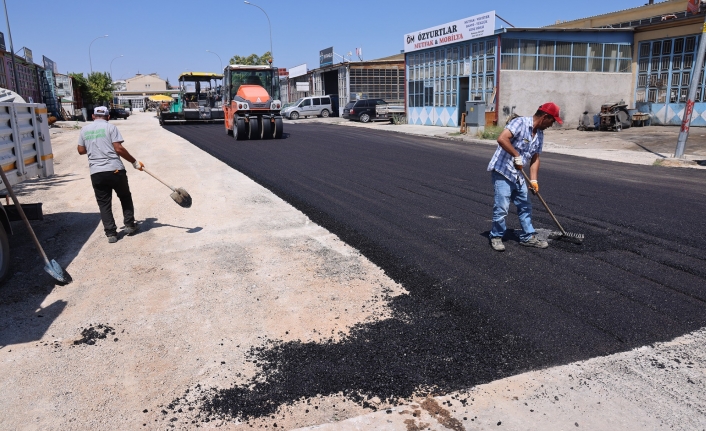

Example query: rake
[521,170,584,244]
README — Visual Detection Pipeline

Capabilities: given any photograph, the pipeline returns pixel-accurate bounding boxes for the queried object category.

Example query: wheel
[234,116,247,140]
[359,113,370,123]
[289,111,300,120]
[320,109,329,118]
[261,116,272,139]
[0,223,9,282]
[616,108,631,129]
[273,117,283,139]
[248,117,261,140]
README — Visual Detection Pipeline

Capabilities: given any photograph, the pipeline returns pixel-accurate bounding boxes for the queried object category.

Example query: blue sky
[5,0,650,83]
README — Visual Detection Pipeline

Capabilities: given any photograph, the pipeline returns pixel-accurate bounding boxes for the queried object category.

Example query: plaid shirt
[487,116,543,185]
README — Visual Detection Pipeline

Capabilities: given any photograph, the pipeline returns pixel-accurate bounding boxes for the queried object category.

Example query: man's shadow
[133,217,202,234]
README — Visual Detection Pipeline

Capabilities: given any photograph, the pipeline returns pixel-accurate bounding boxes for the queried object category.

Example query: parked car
[343,99,402,123]
[109,108,130,119]
[282,96,332,120]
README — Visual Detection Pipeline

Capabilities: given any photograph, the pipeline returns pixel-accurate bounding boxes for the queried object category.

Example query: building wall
[125,74,167,92]
[499,70,633,127]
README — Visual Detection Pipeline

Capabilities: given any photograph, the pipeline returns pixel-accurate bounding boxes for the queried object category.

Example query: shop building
[405,1,706,128]
[113,73,169,110]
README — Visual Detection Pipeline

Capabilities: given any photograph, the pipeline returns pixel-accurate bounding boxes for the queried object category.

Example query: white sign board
[296,82,310,92]
[403,11,495,53]
[289,64,308,78]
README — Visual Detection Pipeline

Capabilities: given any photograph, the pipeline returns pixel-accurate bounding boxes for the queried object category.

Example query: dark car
[109,108,130,119]
[342,99,386,123]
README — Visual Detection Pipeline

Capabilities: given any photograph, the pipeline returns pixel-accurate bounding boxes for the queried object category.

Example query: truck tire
[248,117,261,140]
[273,117,283,139]
[0,223,9,283]
[261,116,272,139]
[320,109,329,118]
[234,116,247,140]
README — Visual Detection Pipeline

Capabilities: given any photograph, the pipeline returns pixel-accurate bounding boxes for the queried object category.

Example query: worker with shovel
[77,106,145,244]
[487,102,562,252]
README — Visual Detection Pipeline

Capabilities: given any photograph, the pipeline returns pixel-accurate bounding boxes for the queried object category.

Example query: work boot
[520,235,548,249]
[124,224,139,236]
[490,237,505,252]
[107,235,118,244]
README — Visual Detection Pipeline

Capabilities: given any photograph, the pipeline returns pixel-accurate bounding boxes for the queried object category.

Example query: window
[501,39,631,73]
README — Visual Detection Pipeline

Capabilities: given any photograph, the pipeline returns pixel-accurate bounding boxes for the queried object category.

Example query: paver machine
[158,72,224,125]
[222,65,283,140]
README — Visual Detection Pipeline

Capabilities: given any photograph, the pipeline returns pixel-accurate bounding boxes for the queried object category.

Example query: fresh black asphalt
[164,122,706,420]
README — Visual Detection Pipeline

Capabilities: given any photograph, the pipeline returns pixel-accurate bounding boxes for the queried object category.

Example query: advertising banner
[296,82,309,92]
[289,64,307,78]
[403,11,495,53]
[43,56,58,74]
[319,47,333,67]
[687,0,699,14]
[23,47,33,64]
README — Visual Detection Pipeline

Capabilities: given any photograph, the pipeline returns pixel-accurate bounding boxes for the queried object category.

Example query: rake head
[548,231,584,244]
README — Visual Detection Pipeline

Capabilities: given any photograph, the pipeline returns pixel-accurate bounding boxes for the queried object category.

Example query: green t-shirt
[78,119,125,175]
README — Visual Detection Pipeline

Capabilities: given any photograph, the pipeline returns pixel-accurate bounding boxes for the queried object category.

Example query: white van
[282,96,332,120]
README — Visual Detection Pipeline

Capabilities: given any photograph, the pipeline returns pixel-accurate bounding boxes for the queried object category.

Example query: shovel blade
[170,188,192,208]
[44,259,73,285]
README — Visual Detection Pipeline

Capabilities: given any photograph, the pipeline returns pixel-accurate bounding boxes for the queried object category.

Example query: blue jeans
[489,170,535,242]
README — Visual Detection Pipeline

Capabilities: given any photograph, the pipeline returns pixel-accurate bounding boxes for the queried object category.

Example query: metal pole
[2,0,21,95]
[675,15,706,158]
[206,50,223,71]
[110,54,123,80]
[89,35,108,74]
[244,1,273,64]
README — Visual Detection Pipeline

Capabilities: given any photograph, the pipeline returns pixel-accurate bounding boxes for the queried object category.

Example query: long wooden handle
[141,167,175,192]
[520,169,567,236]
[0,168,51,264]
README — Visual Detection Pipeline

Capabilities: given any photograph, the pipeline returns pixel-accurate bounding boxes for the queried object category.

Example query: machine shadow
[0,211,100,348]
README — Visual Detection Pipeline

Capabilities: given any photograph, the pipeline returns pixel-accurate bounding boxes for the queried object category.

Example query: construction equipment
[520,170,584,245]
[598,101,631,132]
[142,167,192,208]
[158,72,224,125]
[222,65,283,140]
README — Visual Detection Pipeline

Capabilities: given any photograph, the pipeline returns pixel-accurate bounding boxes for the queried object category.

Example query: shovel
[141,167,192,208]
[520,169,584,244]
[0,169,72,284]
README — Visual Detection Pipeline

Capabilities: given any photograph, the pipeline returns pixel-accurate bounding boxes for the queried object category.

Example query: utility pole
[2,0,21,96]
[675,9,706,158]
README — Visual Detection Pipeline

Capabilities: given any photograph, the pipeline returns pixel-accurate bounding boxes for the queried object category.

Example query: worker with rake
[487,102,562,252]
[77,106,145,244]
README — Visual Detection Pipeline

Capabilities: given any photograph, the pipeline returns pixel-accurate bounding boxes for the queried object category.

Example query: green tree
[228,51,272,65]
[69,72,113,104]
[87,72,114,105]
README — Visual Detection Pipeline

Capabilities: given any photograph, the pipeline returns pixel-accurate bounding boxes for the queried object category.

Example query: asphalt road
[165,121,706,417]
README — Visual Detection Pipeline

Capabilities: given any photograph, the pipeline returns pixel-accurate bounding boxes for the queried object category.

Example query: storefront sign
[319,47,333,67]
[296,82,309,92]
[403,11,495,53]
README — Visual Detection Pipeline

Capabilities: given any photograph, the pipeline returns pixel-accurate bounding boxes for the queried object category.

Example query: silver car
[282,96,332,120]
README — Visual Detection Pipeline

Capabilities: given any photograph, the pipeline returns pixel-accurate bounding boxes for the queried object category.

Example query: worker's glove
[132,160,144,171]
[513,155,523,170]
[529,180,539,194]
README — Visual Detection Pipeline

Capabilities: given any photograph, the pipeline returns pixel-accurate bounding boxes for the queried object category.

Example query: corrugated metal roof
[546,0,680,26]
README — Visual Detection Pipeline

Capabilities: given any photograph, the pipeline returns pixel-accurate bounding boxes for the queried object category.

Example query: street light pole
[110,54,123,80]
[2,0,21,95]
[206,50,223,71]
[243,1,273,64]
[89,35,109,74]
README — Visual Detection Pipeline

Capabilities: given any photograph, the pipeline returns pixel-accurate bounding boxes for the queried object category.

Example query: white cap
[94,106,109,115]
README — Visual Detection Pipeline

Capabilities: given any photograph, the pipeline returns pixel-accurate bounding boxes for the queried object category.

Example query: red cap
[538,102,563,125]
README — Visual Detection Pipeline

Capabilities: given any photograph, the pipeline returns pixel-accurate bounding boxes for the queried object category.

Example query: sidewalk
[294,116,706,169]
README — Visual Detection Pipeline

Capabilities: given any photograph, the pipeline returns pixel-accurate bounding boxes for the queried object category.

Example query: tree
[228,51,272,66]
[69,72,113,105]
